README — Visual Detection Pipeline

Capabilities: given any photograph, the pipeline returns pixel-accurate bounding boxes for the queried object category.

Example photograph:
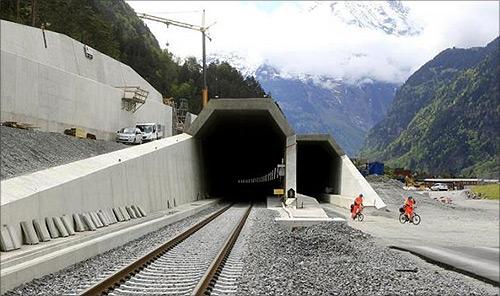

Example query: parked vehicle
[136,123,164,142]
[430,183,448,191]
[116,127,143,144]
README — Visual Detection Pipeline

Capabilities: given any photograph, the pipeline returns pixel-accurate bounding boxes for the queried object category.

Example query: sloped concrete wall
[339,155,386,209]
[0,134,204,244]
[0,20,172,140]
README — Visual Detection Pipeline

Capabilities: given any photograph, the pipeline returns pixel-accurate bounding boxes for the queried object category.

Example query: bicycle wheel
[412,214,421,225]
[357,213,364,222]
[399,213,407,224]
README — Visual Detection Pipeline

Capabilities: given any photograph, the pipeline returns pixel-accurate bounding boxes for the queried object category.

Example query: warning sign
[273,189,284,195]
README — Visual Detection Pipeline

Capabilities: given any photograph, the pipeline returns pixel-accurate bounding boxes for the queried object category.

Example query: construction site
[0,19,499,296]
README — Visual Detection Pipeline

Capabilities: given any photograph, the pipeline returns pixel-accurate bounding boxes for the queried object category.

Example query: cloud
[126,1,499,84]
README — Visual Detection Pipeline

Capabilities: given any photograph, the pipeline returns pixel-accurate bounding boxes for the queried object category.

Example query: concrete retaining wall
[339,155,386,209]
[0,20,172,140]
[0,134,204,245]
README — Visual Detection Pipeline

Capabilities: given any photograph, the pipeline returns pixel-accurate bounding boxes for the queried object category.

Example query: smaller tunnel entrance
[297,136,343,197]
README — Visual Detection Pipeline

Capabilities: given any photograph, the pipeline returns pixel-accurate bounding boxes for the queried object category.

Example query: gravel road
[236,206,498,296]
[0,126,126,180]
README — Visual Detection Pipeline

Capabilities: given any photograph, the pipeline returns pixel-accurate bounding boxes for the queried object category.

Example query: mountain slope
[255,65,397,155]
[309,1,421,36]
[361,37,499,177]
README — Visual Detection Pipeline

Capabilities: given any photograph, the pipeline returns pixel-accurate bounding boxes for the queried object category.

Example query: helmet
[359,194,364,197]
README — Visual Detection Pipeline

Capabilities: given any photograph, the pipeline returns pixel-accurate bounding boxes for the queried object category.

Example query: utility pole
[137,11,215,108]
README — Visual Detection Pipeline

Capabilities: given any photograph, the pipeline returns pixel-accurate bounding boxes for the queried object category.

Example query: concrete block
[113,208,124,222]
[120,207,130,221]
[45,217,60,238]
[89,212,103,228]
[137,206,146,217]
[98,210,109,225]
[52,217,69,237]
[97,212,109,227]
[0,225,15,251]
[7,225,22,249]
[126,206,137,219]
[32,219,51,242]
[20,221,39,245]
[73,213,85,232]
[80,214,96,231]
[61,215,75,236]
[107,209,117,223]
[131,205,141,218]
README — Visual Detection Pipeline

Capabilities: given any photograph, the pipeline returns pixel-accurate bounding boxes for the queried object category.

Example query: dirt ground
[325,177,499,248]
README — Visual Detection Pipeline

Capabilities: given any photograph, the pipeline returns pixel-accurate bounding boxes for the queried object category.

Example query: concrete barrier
[1,134,204,245]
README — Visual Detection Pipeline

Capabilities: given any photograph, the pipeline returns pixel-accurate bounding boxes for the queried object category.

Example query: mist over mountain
[209,53,398,155]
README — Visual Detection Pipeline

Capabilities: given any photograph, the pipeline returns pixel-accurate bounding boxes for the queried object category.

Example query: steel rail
[80,203,232,296]
[191,204,252,296]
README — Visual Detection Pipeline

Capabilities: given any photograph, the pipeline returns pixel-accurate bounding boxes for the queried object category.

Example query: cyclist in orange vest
[351,194,364,219]
[404,196,416,221]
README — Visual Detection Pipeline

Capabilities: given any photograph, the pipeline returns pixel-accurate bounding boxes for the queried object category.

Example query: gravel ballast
[3,204,226,296]
[236,206,499,296]
[0,126,127,180]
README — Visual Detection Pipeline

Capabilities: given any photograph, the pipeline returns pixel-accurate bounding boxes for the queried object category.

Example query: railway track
[80,203,252,296]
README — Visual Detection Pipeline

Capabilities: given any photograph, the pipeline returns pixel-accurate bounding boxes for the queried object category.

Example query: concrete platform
[391,245,500,285]
[268,195,342,228]
[0,199,220,293]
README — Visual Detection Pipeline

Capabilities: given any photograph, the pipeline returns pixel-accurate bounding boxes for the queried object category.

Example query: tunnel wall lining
[0,134,204,245]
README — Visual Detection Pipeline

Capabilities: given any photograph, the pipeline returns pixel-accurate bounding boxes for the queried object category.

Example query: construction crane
[137,11,215,108]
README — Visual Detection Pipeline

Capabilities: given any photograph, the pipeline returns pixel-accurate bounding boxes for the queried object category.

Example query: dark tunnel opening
[297,141,341,197]
[198,110,286,201]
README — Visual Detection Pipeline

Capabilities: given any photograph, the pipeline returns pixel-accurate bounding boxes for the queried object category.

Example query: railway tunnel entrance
[188,99,294,201]
[296,135,344,198]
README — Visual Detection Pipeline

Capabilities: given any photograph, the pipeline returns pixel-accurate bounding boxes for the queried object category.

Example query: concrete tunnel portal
[296,135,345,197]
[188,99,294,201]
[187,99,345,201]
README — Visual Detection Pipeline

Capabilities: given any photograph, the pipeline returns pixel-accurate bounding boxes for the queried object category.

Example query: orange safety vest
[354,196,363,206]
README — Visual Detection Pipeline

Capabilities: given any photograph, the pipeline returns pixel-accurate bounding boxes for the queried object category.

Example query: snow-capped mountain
[206,0,419,154]
[310,1,422,36]
[208,52,398,155]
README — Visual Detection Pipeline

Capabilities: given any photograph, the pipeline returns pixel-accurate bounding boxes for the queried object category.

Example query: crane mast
[137,11,214,108]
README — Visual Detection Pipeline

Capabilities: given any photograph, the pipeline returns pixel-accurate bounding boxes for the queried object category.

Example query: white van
[136,123,164,142]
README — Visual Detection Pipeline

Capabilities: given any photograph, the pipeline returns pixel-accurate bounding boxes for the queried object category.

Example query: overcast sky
[126,1,499,84]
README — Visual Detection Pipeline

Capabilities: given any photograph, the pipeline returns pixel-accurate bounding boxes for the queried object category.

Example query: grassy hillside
[361,37,499,178]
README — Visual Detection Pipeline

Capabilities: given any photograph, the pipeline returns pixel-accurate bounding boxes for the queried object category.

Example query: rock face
[361,37,499,177]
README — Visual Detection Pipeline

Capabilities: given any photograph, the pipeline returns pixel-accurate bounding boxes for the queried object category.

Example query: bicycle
[399,212,421,225]
[354,211,364,221]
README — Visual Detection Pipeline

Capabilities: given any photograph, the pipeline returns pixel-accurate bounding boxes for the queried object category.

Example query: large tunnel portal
[195,109,288,201]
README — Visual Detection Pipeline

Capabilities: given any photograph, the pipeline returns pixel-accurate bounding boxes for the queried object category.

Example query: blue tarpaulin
[368,162,384,175]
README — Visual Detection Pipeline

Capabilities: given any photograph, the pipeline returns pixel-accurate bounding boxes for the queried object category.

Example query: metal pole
[201,10,208,107]
[202,30,208,107]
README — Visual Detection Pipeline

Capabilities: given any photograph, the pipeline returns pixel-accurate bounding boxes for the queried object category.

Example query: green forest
[361,37,499,178]
[0,0,267,114]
